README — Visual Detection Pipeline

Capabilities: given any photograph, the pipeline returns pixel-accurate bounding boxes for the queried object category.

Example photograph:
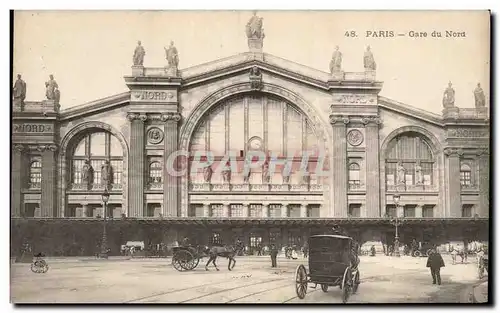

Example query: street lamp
[391,193,402,257]
[100,189,110,259]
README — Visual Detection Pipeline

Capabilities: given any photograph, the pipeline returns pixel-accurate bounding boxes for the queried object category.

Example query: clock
[248,137,263,150]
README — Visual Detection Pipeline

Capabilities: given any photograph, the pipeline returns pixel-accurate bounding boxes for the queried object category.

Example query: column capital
[361,116,382,126]
[13,144,25,152]
[127,113,148,122]
[329,114,350,125]
[444,148,463,157]
[160,112,182,123]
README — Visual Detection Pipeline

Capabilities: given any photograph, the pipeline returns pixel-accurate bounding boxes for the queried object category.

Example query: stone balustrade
[189,182,323,192]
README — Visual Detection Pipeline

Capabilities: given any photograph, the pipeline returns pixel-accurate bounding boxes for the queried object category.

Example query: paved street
[11,254,486,303]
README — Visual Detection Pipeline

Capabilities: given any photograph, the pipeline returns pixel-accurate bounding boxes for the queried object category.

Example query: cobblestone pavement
[10,254,486,303]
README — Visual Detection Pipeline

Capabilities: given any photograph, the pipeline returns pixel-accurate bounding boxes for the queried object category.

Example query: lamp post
[391,193,402,257]
[100,189,110,259]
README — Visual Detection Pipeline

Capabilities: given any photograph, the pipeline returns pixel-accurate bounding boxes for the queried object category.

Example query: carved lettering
[449,128,488,138]
[13,124,52,133]
[334,95,373,104]
[134,91,174,101]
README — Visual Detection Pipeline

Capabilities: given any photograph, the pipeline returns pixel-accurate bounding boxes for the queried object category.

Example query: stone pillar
[222,203,230,218]
[41,145,57,217]
[330,116,348,217]
[300,204,308,218]
[12,145,23,217]
[162,113,181,217]
[262,203,269,218]
[445,148,462,217]
[478,149,490,217]
[82,204,89,217]
[364,117,382,217]
[397,205,404,218]
[415,205,423,218]
[203,203,210,217]
[281,203,288,218]
[242,204,249,218]
[127,113,146,217]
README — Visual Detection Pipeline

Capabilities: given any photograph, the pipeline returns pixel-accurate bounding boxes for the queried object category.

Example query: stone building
[11,16,489,255]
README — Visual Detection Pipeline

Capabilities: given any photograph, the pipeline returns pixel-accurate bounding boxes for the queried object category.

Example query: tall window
[348,162,361,189]
[348,204,361,217]
[385,132,434,187]
[209,232,222,245]
[422,205,434,218]
[249,204,262,217]
[70,131,123,189]
[149,161,162,183]
[269,204,281,217]
[211,204,223,217]
[29,158,42,189]
[230,204,243,217]
[462,204,473,217]
[460,164,472,186]
[404,205,416,217]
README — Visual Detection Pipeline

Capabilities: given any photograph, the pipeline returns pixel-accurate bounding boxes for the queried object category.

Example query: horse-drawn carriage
[31,253,49,273]
[171,245,205,271]
[294,235,360,303]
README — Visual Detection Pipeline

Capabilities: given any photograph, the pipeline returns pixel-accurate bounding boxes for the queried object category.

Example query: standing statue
[474,83,486,108]
[82,160,94,185]
[415,161,423,185]
[262,161,270,183]
[396,162,406,184]
[363,46,377,71]
[101,160,113,188]
[45,74,60,103]
[442,81,455,108]
[133,40,145,66]
[164,41,179,69]
[329,46,342,73]
[246,11,265,39]
[221,161,231,183]
[12,74,27,104]
[203,166,213,183]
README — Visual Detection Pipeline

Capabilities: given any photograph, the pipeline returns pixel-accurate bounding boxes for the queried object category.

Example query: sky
[12,10,490,114]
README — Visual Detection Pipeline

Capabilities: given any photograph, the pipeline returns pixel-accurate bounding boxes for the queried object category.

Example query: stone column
[41,145,58,217]
[203,203,210,217]
[478,149,489,217]
[300,204,308,218]
[397,205,404,218]
[82,204,89,217]
[445,148,462,217]
[162,113,181,217]
[281,203,288,218]
[415,205,423,218]
[242,204,249,218]
[262,203,269,218]
[127,113,147,217]
[11,145,23,217]
[363,117,382,217]
[222,203,230,218]
[329,116,348,217]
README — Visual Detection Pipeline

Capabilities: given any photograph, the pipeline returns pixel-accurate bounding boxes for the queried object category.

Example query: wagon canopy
[308,235,353,277]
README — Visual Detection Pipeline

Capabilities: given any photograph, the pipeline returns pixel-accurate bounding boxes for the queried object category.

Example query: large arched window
[385,132,434,187]
[70,131,123,190]
[29,158,42,189]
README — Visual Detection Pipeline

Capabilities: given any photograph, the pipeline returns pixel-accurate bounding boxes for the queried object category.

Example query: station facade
[11,27,490,255]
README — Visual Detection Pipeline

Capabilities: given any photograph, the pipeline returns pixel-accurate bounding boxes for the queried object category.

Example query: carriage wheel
[294,264,308,299]
[352,270,360,294]
[192,257,200,270]
[30,264,38,273]
[426,249,432,257]
[321,284,328,292]
[413,250,421,258]
[172,250,190,272]
[341,267,352,303]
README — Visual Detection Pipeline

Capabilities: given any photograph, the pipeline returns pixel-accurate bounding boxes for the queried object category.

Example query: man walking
[426,247,445,285]
[270,244,278,268]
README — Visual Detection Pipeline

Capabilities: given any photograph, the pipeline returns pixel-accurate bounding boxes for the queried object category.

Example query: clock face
[249,138,262,150]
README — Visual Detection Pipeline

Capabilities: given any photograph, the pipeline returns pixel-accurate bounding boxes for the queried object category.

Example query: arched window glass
[29,159,42,189]
[70,131,123,189]
[460,164,472,186]
[348,163,360,188]
[149,161,162,183]
[385,132,434,188]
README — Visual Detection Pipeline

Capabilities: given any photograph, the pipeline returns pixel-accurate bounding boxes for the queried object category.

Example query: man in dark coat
[426,247,445,285]
[270,244,278,268]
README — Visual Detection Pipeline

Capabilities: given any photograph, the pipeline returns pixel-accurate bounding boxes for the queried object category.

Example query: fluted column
[478,149,490,217]
[444,148,462,217]
[363,116,382,217]
[127,113,147,217]
[162,113,181,217]
[41,145,58,217]
[329,115,349,217]
[12,145,23,217]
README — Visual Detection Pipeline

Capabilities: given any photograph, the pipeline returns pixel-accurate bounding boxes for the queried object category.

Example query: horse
[450,246,467,264]
[204,245,242,271]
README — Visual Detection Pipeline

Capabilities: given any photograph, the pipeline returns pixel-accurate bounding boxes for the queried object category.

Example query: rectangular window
[249,204,262,217]
[348,204,361,217]
[72,159,84,184]
[29,156,42,188]
[460,171,472,186]
[269,230,280,246]
[288,205,301,218]
[268,204,281,217]
[209,233,222,245]
[307,205,321,217]
[422,205,434,218]
[91,159,104,184]
[404,205,416,217]
[386,204,397,218]
[386,162,396,186]
[211,204,223,217]
[462,204,473,217]
[230,204,243,217]
[288,232,302,247]
[422,162,433,185]
[111,160,122,184]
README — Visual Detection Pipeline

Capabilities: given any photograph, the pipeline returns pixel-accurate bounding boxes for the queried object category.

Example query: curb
[472,281,488,303]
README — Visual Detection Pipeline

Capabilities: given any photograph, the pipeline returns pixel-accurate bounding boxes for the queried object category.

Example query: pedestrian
[426,247,445,285]
[270,244,278,268]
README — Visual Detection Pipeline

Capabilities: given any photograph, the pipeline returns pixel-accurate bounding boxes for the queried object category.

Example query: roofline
[378,96,444,127]
[59,91,130,121]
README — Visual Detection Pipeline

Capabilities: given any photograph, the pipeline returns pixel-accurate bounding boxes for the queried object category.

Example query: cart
[171,246,205,271]
[294,235,360,303]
